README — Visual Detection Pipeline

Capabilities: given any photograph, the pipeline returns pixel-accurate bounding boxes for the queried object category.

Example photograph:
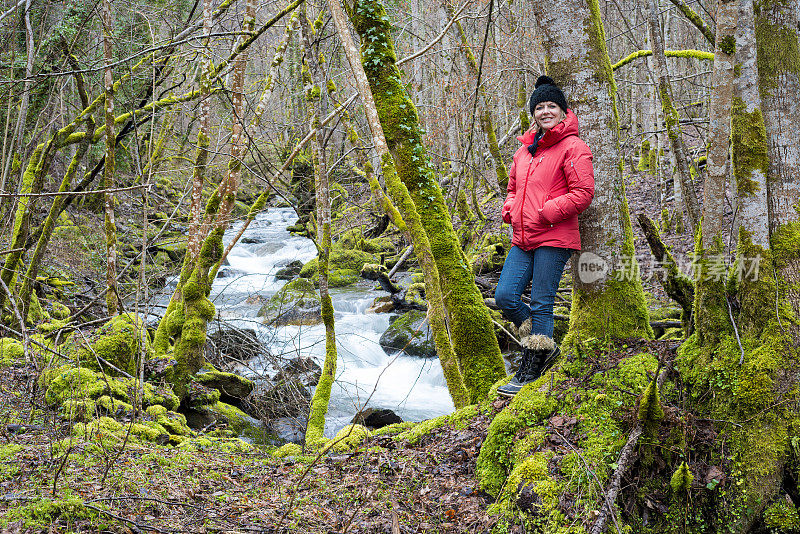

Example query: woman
[495,75,595,397]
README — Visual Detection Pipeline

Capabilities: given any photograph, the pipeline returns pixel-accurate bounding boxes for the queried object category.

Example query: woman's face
[534,101,565,131]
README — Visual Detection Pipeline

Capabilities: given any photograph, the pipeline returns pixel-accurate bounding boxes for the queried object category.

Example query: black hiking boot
[497,349,538,398]
[497,335,560,398]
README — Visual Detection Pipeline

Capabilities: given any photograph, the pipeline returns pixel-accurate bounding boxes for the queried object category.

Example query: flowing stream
[209,208,454,438]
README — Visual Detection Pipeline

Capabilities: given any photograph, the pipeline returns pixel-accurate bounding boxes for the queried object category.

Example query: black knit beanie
[529,75,568,116]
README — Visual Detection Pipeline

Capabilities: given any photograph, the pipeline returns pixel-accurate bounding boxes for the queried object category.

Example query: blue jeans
[495,245,572,338]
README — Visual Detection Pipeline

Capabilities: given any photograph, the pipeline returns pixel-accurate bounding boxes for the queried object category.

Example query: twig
[725,296,745,365]
[388,245,414,278]
[82,503,178,534]
[395,1,469,67]
[0,184,151,198]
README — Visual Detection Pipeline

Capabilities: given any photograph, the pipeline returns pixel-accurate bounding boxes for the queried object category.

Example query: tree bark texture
[103,0,119,316]
[535,0,652,344]
[694,0,738,345]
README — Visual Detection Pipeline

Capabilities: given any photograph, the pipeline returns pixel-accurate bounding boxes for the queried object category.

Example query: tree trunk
[536,0,652,345]
[647,0,702,231]
[299,8,338,447]
[348,0,506,403]
[103,0,119,316]
[694,0,738,345]
[327,0,469,408]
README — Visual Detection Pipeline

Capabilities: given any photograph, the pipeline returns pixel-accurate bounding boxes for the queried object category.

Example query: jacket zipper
[519,153,536,245]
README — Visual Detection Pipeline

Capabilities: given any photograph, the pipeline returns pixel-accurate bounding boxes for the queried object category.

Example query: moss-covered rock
[272,442,303,458]
[299,246,376,287]
[378,310,434,357]
[195,367,254,400]
[185,401,269,443]
[67,313,150,376]
[476,348,659,529]
[332,423,371,452]
[43,364,179,414]
[258,278,322,326]
[186,381,221,407]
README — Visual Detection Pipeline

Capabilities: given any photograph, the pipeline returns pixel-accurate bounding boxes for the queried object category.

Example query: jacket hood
[516,109,580,148]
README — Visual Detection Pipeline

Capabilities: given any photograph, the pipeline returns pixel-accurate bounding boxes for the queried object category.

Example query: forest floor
[0,352,501,533]
[0,154,703,532]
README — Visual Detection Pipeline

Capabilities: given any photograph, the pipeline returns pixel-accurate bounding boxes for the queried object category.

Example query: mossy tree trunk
[327,0,469,408]
[732,0,771,334]
[348,0,505,403]
[166,0,257,399]
[535,0,652,346]
[299,8,339,446]
[694,0,738,345]
[102,0,118,316]
[679,3,800,531]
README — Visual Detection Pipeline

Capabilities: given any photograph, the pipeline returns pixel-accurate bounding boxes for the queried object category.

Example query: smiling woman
[495,75,596,397]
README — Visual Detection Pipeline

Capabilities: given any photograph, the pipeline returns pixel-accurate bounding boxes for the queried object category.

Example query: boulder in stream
[379,310,435,358]
[351,408,403,429]
[258,278,322,326]
[275,260,304,281]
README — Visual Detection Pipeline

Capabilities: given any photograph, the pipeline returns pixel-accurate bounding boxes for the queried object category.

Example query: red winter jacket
[501,110,595,251]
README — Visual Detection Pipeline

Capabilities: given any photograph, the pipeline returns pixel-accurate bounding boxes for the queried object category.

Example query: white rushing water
[210,208,454,438]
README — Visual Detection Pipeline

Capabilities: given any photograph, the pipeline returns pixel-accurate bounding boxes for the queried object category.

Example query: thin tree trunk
[299,10,338,446]
[103,0,119,316]
[327,0,469,408]
[647,0,702,231]
[694,0,738,344]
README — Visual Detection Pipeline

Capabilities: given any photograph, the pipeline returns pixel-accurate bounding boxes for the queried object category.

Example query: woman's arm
[539,143,595,224]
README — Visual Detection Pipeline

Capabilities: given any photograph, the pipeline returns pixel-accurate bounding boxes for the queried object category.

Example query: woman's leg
[494,245,534,327]
[529,247,573,338]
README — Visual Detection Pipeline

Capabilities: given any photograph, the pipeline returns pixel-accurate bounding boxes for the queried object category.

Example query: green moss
[0,337,24,366]
[72,313,150,376]
[332,424,371,452]
[720,35,736,55]
[371,421,416,436]
[0,443,23,479]
[612,49,715,71]
[670,461,694,493]
[273,442,303,458]
[636,139,651,171]
[1,497,100,529]
[299,246,376,281]
[763,498,800,530]
[398,404,481,445]
[731,97,768,196]
[96,395,132,414]
[45,367,105,406]
[755,8,800,95]
[563,276,653,349]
